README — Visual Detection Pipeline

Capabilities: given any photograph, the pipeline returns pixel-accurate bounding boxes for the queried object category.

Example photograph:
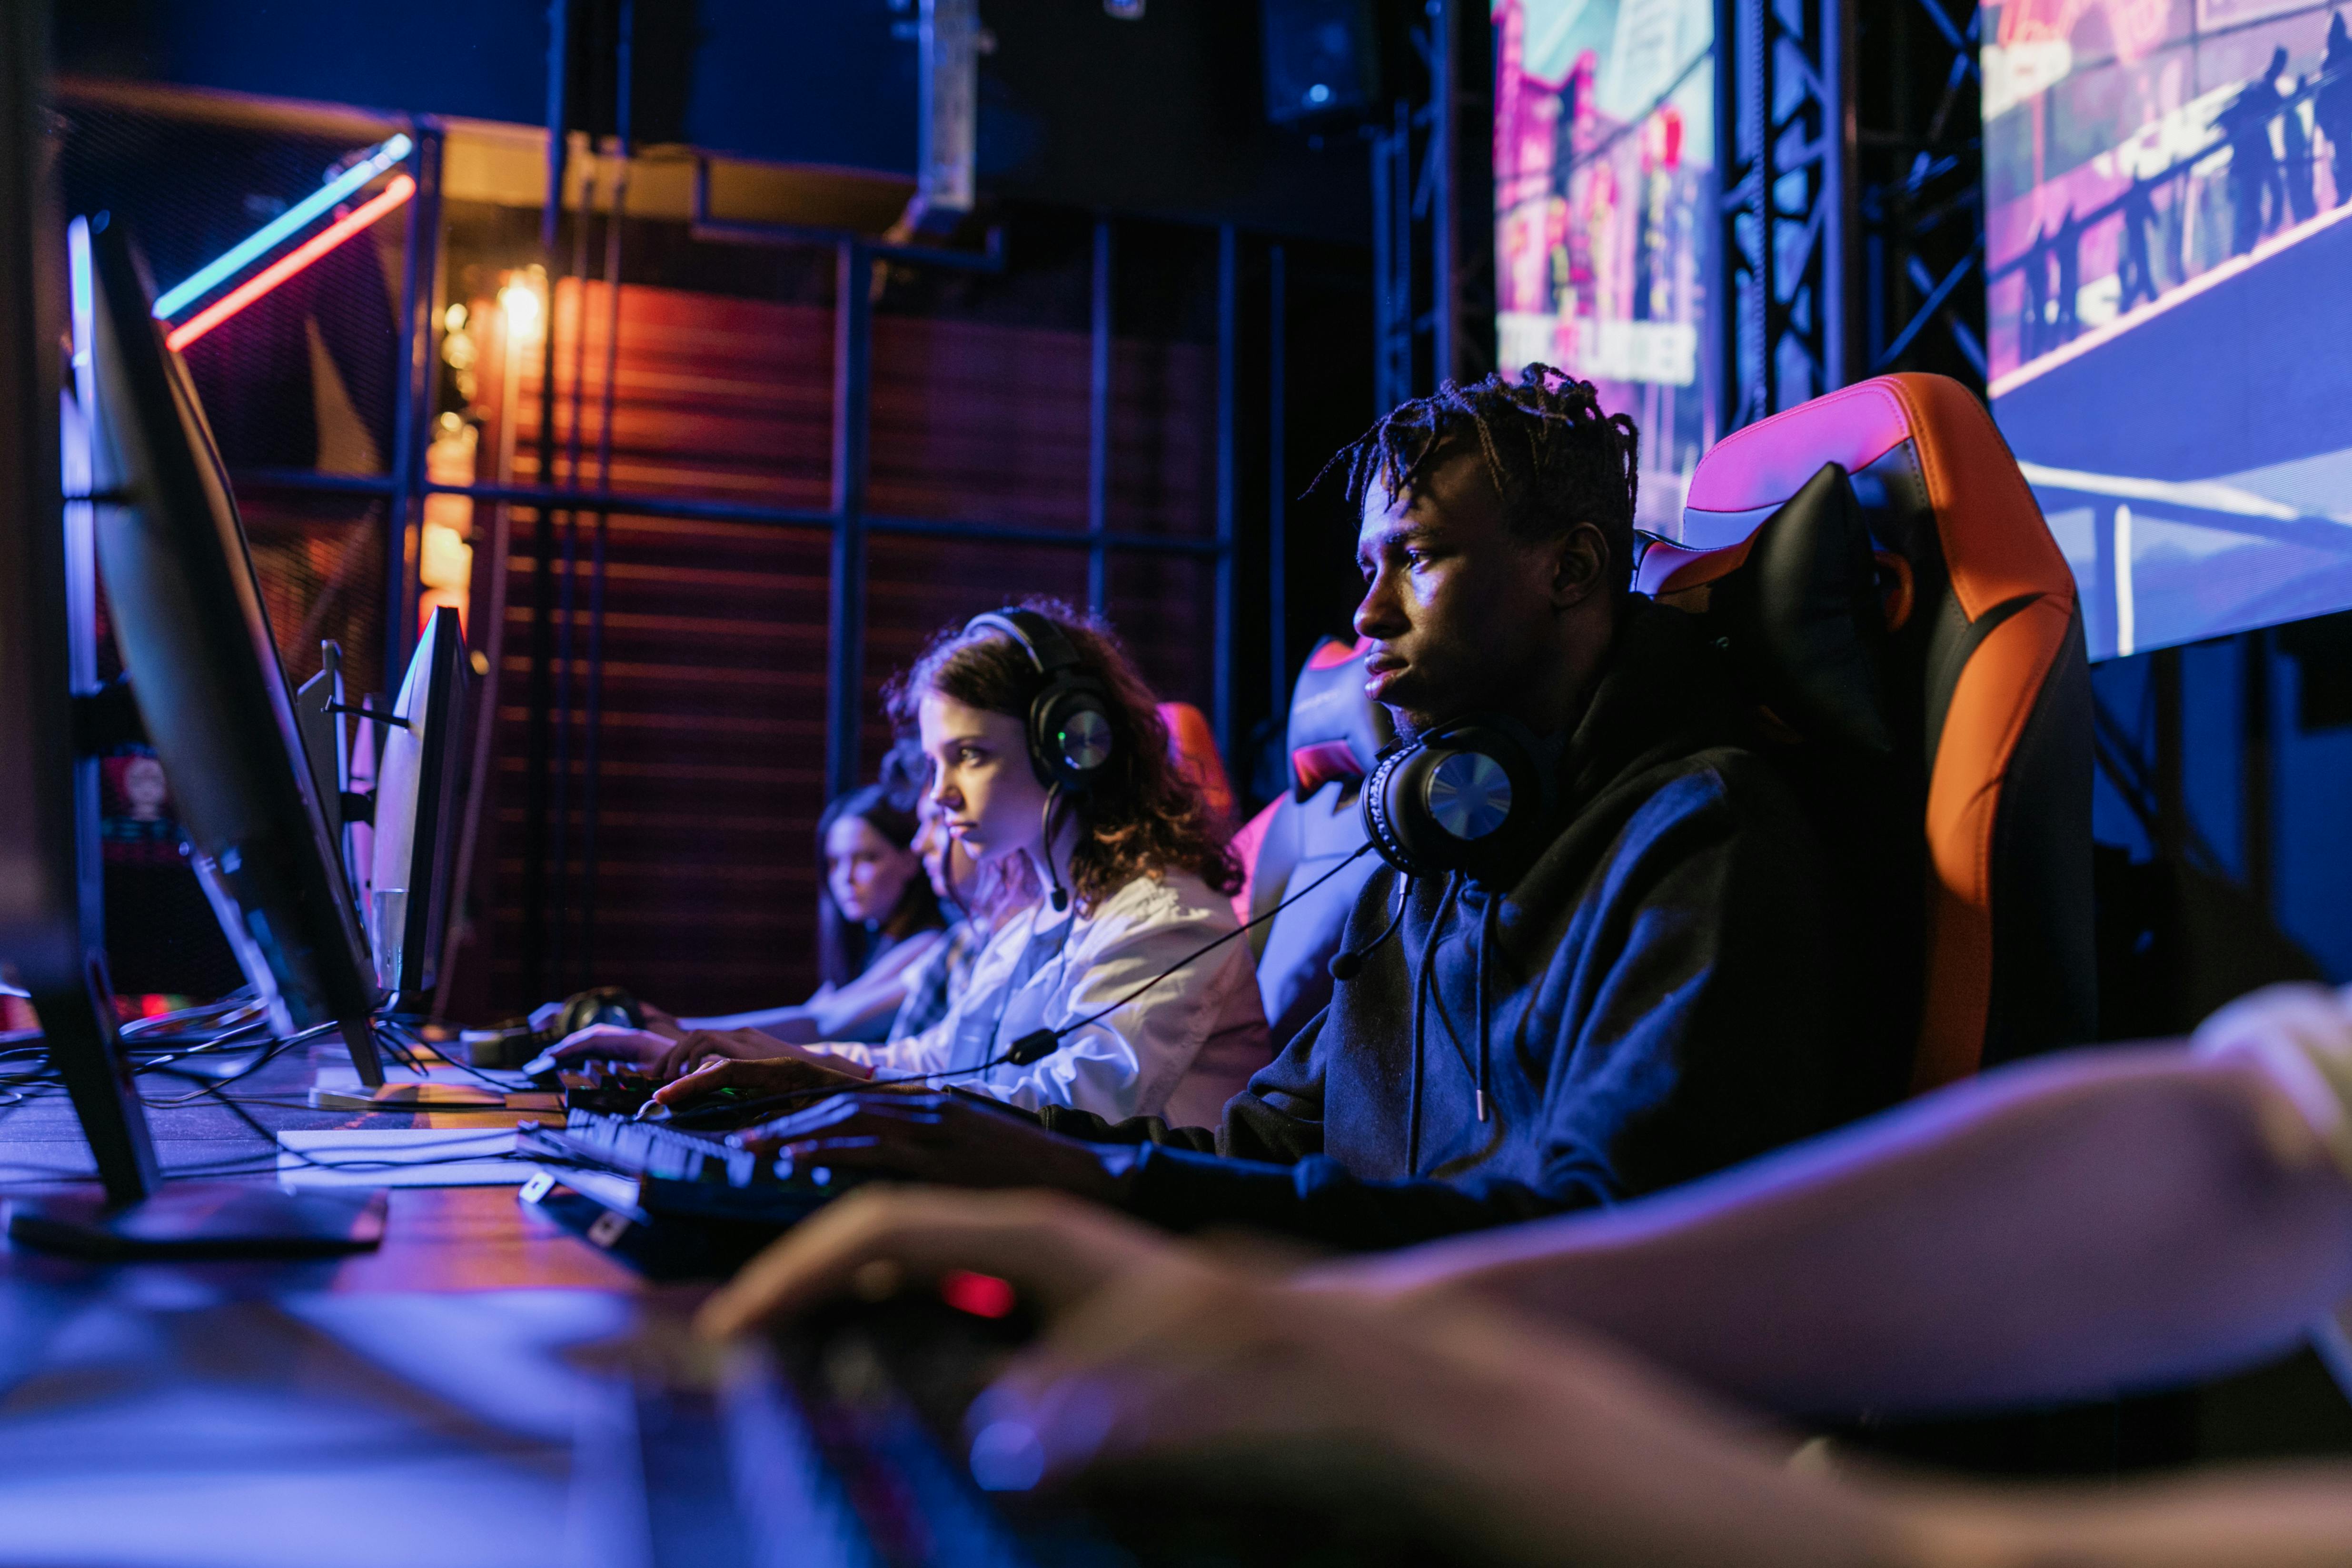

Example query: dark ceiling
[57,0,1374,245]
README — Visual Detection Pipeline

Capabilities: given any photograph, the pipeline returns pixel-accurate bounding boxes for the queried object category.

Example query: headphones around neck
[1361,715,1551,882]
[963,609,1118,794]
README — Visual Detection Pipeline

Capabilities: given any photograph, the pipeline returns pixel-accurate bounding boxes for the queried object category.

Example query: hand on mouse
[736,1090,1129,1198]
[546,1022,675,1070]
[694,1187,1898,1566]
[651,1040,876,1109]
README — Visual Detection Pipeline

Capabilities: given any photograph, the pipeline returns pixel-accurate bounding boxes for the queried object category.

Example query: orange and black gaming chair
[1639,373,2094,1093]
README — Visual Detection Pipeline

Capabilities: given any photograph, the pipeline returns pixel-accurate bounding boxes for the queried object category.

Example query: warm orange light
[165,175,417,353]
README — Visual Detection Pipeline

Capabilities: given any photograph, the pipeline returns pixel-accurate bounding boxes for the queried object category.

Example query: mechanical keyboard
[518,1105,766,1185]
[515,1109,859,1274]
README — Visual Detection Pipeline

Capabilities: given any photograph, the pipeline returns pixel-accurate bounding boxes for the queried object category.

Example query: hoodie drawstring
[1406,873,1461,1177]
[1475,890,1493,1122]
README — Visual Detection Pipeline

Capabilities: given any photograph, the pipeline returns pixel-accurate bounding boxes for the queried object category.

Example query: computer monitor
[76,214,387,1087]
[0,12,378,1255]
[368,605,471,1011]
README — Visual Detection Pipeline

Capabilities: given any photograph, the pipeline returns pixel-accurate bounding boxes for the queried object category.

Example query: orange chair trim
[1636,535,1756,598]
[1911,593,2073,1092]
[1881,374,2074,624]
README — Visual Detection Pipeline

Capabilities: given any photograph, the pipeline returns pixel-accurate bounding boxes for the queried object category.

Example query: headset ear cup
[1362,746,1419,874]
[1360,718,1548,882]
[1034,684,1116,790]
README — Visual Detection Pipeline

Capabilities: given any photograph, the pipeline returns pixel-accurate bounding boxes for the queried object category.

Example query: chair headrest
[1639,461,1893,754]
[1286,636,1394,800]
[1157,701,1235,824]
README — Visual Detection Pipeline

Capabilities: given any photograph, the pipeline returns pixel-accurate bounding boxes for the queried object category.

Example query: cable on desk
[137,1022,336,1108]
[117,989,263,1041]
[373,1016,531,1096]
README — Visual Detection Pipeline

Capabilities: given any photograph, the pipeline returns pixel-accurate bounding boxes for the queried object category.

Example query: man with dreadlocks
[738,367,1870,1249]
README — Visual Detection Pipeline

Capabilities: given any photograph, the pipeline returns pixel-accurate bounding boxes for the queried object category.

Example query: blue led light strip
[150,132,414,320]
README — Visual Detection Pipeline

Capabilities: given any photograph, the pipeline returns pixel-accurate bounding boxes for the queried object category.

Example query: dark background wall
[57,0,1373,244]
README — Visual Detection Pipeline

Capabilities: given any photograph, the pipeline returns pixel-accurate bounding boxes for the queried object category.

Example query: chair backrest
[1157,702,1235,827]
[1643,373,2094,1092]
[1230,637,1391,1048]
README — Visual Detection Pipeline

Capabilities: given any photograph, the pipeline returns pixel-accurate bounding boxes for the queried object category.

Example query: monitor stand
[307,1081,510,1110]
[15,975,389,1262]
[7,1183,387,1260]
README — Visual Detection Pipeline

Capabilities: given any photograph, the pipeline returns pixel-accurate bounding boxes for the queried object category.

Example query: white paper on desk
[277,1127,524,1188]
[311,1062,537,1092]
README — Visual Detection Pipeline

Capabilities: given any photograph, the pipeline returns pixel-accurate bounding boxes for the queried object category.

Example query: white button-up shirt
[839,868,1271,1127]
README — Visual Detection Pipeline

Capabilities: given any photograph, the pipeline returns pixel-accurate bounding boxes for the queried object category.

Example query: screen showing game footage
[1985,0,2352,659]
[1493,0,1715,534]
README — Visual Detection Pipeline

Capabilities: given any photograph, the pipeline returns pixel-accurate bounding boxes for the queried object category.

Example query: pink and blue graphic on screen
[1985,0,2352,658]
[1494,0,1715,535]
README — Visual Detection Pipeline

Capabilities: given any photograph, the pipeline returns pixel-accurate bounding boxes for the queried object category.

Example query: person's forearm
[799,981,908,1042]
[1421,1321,2352,1568]
[1330,1049,2352,1415]
[1888,1465,2352,1568]
[678,1003,811,1032]
[1377,1311,1904,1568]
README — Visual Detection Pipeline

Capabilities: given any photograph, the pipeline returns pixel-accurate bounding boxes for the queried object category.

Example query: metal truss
[1374,0,1479,407]
[1716,0,1851,433]
[1372,6,1436,407]
[1855,0,1986,387]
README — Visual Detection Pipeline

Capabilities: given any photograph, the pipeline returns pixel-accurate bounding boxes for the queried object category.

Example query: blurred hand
[2192,983,2352,1170]
[695,1189,1876,1566]
[737,1091,1126,1198]
[697,1189,1470,1487]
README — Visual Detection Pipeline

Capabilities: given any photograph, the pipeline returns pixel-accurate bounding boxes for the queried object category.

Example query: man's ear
[1548,522,1610,609]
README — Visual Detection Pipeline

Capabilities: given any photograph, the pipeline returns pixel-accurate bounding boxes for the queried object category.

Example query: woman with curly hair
[648,600,1271,1127]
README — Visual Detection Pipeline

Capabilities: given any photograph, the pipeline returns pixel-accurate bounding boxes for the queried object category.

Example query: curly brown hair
[882,600,1241,917]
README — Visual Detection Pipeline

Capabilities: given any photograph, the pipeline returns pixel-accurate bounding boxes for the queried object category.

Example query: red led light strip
[165,174,417,353]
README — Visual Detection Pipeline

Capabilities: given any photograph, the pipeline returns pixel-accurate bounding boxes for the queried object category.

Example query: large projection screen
[1985,1,2352,660]
[1494,0,1716,535]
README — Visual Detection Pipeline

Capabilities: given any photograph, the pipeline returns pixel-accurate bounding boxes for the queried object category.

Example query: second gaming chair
[1638,372,2094,1093]
[1229,638,1391,1048]
[1157,702,1237,827]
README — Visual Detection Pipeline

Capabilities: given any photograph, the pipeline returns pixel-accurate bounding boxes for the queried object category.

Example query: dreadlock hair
[1329,364,1641,592]
[882,599,1242,918]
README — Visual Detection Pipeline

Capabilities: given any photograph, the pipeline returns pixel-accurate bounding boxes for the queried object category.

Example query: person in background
[886,788,1039,1044]
[2321,14,2352,209]
[553,782,944,1060]
[639,602,1272,1127]
[700,984,2352,1568]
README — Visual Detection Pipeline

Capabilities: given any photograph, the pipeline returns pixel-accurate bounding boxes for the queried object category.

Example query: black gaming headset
[1360,715,1550,882]
[963,608,1118,793]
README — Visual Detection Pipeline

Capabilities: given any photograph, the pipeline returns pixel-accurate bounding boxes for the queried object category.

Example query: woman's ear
[1549,521,1610,609]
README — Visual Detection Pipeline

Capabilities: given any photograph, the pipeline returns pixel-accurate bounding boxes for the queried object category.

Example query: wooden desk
[0,1043,725,1566]
[0,1041,645,1292]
